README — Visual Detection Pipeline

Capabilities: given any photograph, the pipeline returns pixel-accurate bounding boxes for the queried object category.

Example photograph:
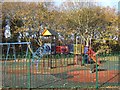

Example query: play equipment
[72,31,101,73]
[3,18,51,70]
[85,47,101,73]
[34,28,57,68]
[74,44,84,55]
[73,34,85,65]
[56,46,69,54]
[30,43,50,70]
[74,44,84,65]
[2,18,31,63]
[68,44,74,54]
[84,46,89,64]
[31,43,51,61]
[0,42,30,63]
[87,48,100,65]
[42,28,57,54]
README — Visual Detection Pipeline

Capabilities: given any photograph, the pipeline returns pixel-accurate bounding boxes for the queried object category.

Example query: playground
[1,27,120,89]
[1,2,120,89]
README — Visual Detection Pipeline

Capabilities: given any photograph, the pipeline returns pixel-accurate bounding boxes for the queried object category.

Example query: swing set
[2,18,52,71]
[0,42,31,62]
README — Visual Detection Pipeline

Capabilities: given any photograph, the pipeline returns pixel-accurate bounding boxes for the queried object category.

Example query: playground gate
[1,43,120,89]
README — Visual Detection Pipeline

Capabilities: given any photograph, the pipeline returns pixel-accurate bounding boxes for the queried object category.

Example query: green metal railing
[1,52,120,89]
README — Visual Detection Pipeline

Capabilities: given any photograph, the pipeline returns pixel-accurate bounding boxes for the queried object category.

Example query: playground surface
[2,56,120,88]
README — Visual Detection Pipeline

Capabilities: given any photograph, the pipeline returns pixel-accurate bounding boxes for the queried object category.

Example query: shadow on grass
[97,69,107,72]
[99,73,120,88]
[99,60,107,64]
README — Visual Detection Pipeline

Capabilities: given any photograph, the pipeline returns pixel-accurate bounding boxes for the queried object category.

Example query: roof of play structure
[42,29,57,36]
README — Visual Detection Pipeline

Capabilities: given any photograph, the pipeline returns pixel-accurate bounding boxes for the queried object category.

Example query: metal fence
[1,51,120,89]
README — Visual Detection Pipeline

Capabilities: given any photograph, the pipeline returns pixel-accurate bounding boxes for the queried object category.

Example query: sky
[53,0,119,10]
[53,0,66,6]
[3,0,120,10]
[98,0,119,8]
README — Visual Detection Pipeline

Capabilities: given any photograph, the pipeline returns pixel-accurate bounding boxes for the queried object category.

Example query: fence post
[27,50,31,90]
[96,54,99,90]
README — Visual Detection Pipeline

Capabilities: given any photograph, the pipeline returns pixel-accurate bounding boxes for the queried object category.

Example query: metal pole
[12,44,16,62]
[76,36,77,54]
[6,44,10,64]
[96,54,99,90]
[27,50,31,89]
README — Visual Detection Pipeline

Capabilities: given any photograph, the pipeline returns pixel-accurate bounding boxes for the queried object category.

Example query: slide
[32,44,52,62]
[87,48,100,65]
